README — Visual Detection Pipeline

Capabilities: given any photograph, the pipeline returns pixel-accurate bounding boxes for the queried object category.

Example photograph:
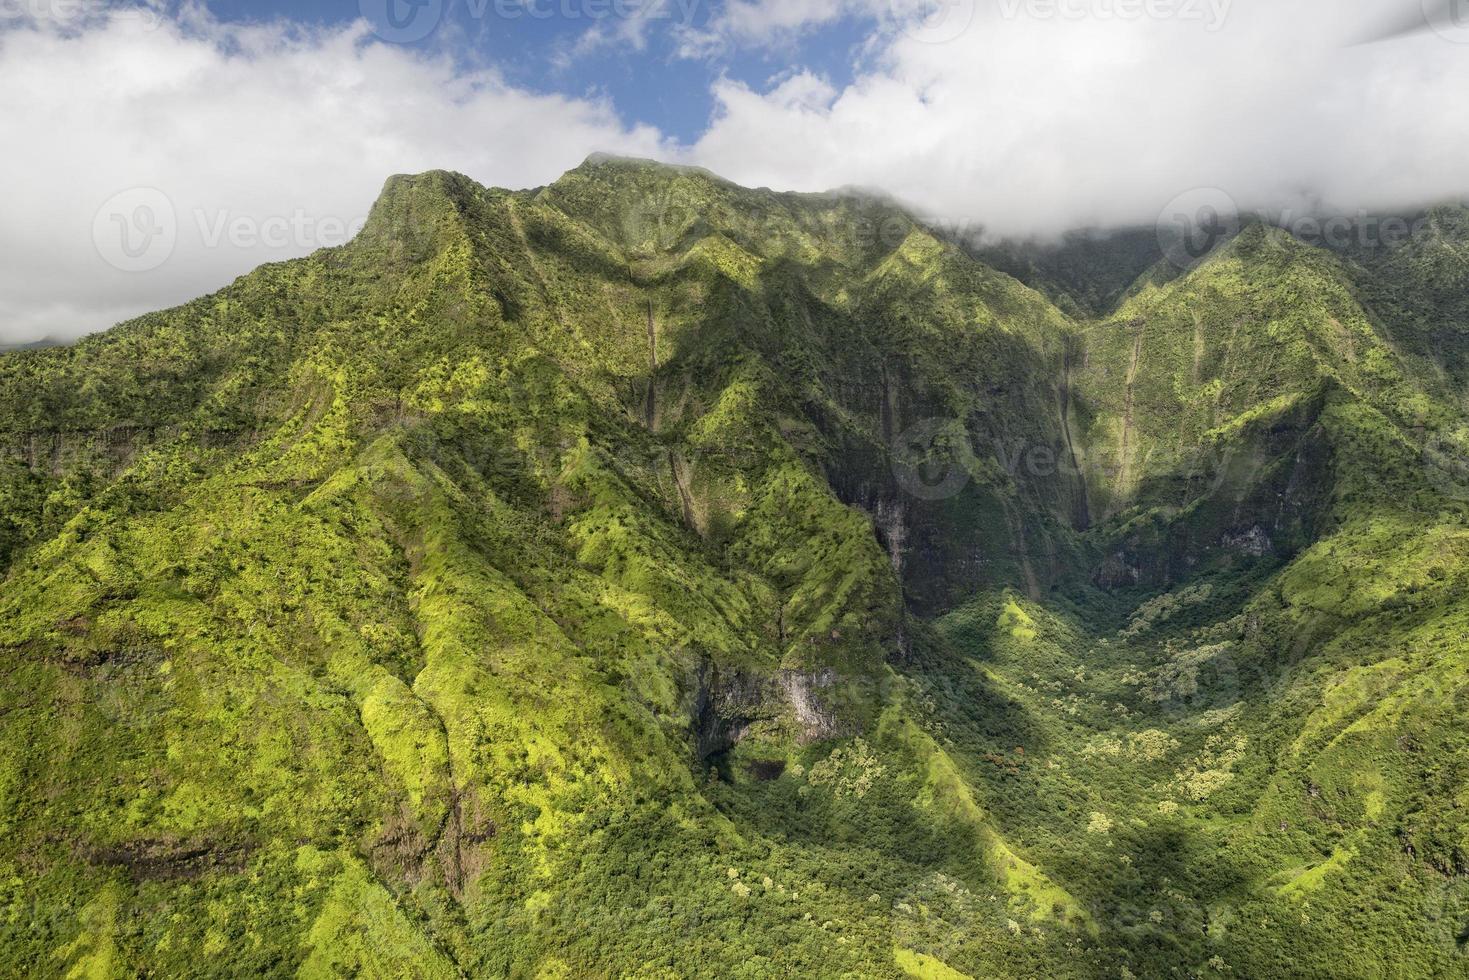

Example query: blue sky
[203,0,876,142]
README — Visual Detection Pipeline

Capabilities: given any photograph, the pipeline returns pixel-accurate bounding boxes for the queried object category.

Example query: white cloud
[706,0,860,41]
[560,0,704,63]
[0,8,669,343]
[673,0,884,57]
[686,0,1469,238]
[2,0,1466,344]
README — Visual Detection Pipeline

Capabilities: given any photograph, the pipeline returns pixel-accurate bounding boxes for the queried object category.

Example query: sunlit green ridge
[2,157,1468,978]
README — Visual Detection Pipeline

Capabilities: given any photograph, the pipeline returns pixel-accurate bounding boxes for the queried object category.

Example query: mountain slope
[1,158,1467,978]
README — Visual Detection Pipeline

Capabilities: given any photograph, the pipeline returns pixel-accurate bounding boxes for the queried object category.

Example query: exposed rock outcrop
[777,668,844,743]
[686,660,852,759]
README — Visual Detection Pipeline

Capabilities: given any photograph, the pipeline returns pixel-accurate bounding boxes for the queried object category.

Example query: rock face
[777,668,845,743]
[1223,525,1272,557]
[688,661,852,759]
[871,496,909,578]
[689,662,772,760]
[1085,409,1333,591]
[4,158,1469,978]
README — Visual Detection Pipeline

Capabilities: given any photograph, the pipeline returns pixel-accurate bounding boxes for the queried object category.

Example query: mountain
[1,156,1467,978]
[0,337,62,354]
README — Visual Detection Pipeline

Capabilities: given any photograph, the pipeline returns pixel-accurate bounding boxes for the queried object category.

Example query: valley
[1,157,1467,978]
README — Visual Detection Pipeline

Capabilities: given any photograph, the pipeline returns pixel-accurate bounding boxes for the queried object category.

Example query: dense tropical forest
[2,156,1467,978]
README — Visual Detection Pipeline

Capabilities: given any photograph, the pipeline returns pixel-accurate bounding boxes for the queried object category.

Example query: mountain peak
[357,169,485,254]
[5,155,1469,980]
[573,152,718,179]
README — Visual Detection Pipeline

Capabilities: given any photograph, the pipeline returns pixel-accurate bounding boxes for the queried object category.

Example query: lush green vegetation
[2,157,1468,977]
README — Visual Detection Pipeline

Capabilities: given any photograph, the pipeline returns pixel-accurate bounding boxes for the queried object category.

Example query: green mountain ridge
[2,156,1468,978]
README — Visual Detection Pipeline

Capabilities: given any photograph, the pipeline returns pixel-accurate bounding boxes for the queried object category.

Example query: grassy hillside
[1,158,1467,978]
